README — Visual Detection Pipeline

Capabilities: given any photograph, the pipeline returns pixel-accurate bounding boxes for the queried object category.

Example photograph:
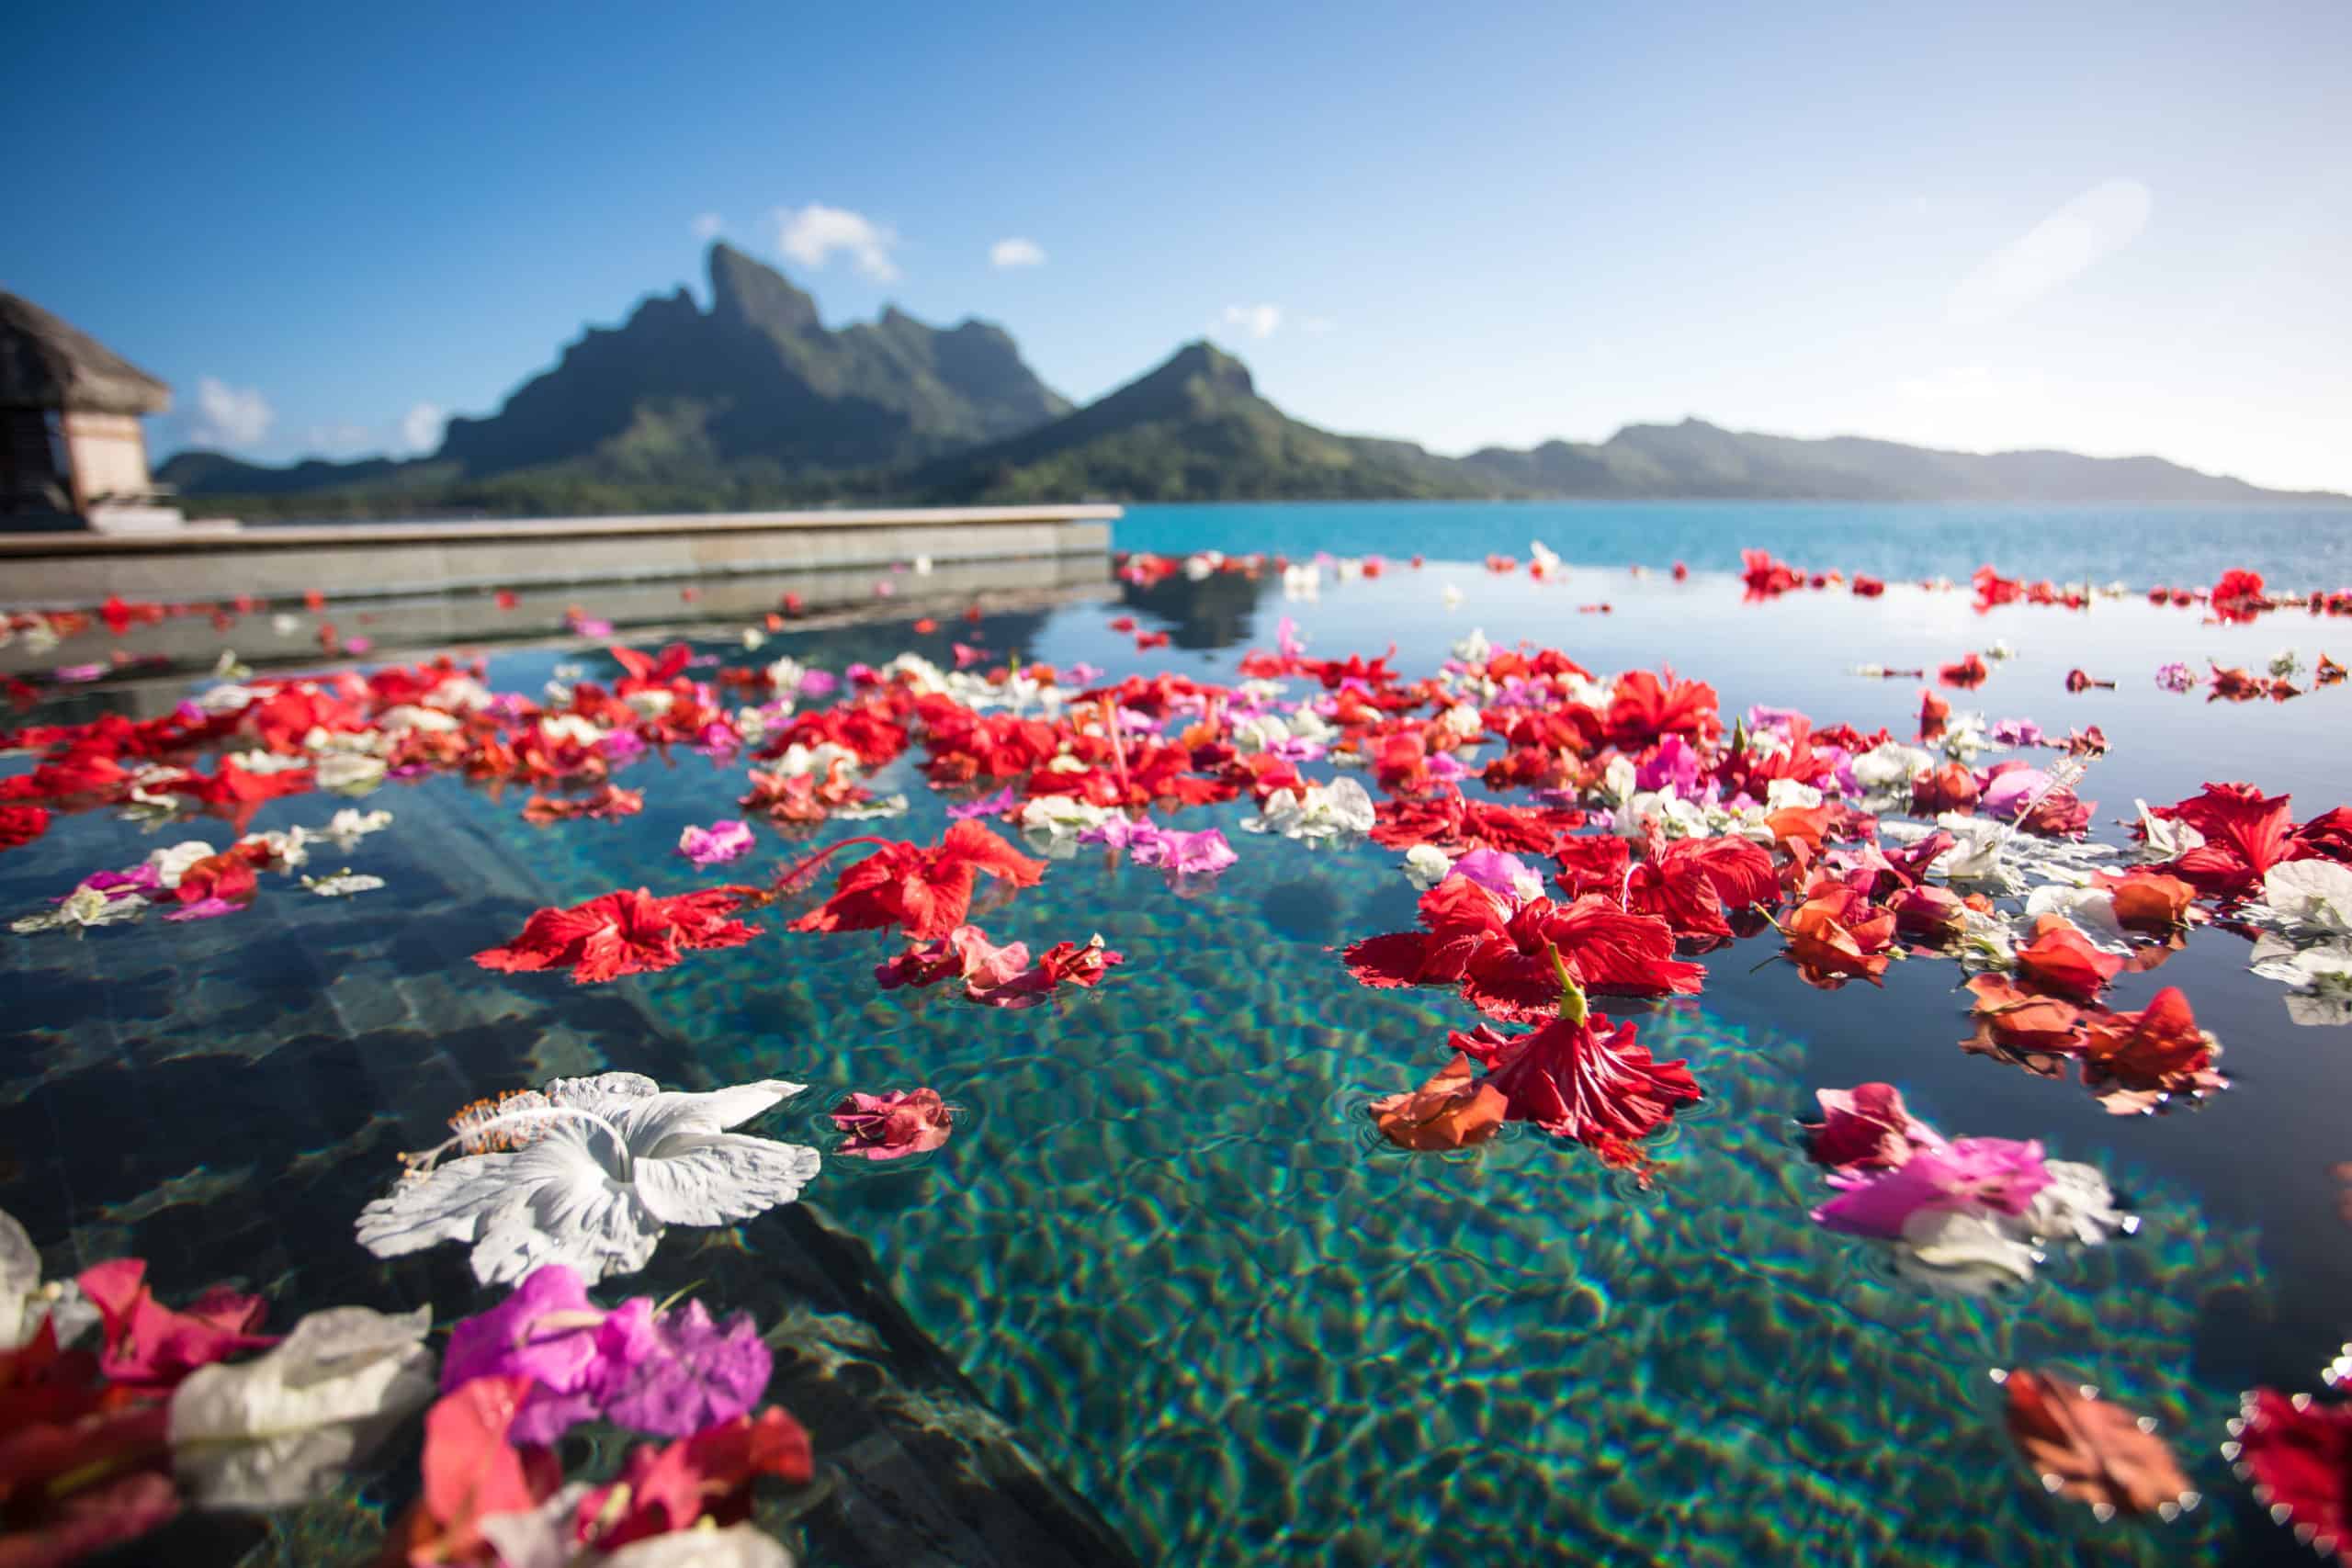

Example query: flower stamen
[398,1099,634,1182]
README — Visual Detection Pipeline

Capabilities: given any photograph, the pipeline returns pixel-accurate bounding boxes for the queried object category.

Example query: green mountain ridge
[159,248,2344,514]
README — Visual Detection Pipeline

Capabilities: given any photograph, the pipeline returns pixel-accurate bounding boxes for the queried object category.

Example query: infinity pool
[3,558,2345,1564]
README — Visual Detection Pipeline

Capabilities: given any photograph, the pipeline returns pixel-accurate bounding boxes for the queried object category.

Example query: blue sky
[6,0,2346,490]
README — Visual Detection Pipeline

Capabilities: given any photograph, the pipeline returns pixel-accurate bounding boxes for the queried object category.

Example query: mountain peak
[1150,339,1255,397]
[707,241,819,337]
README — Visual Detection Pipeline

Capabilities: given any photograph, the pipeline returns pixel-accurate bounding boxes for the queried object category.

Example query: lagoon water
[5,503,2350,1564]
[1117,499,2352,590]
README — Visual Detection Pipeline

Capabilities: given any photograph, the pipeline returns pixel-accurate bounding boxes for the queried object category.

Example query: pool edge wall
[0,504,1121,608]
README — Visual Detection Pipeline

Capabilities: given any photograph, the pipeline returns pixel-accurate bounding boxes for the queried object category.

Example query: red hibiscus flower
[1372,731,1433,795]
[1450,987,1701,1172]
[607,642,692,694]
[1344,882,1701,1021]
[1917,689,1951,741]
[0,805,49,852]
[760,704,911,770]
[1937,652,1989,689]
[1371,790,1586,856]
[172,847,263,909]
[1626,834,1777,940]
[2232,1387,2352,1563]
[785,822,1046,943]
[2013,915,2125,1000]
[1603,670,1721,749]
[2296,807,2352,863]
[475,886,763,984]
[2210,568,2270,622]
[2161,781,2296,897]
[1552,834,1633,900]
[1740,549,1803,598]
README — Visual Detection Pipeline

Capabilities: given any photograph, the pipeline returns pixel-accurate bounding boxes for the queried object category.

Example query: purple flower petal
[592,1299,772,1438]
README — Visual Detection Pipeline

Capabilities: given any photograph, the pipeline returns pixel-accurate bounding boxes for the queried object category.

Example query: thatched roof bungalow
[2,292,174,525]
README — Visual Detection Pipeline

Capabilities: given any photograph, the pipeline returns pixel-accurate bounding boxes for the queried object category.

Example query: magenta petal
[1449,848,1535,902]
[593,1299,773,1438]
[1812,1137,2052,1239]
[443,1265,602,1391]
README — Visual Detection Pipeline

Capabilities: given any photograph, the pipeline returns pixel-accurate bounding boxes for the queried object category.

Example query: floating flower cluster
[2,1203,817,1566]
[1800,1084,2127,1293]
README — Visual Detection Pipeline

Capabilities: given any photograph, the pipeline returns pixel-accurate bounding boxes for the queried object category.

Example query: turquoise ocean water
[1114,499,2352,588]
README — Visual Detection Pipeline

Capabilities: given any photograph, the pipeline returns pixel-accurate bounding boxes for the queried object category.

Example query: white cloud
[989,236,1046,269]
[1946,178,2152,327]
[1220,303,1282,340]
[190,377,274,449]
[397,402,446,455]
[691,212,725,241]
[775,203,899,282]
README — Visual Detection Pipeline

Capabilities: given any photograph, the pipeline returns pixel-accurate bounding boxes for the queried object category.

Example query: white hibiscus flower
[2132,799,2205,861]
[313,808,392,851]
[11,884,149,935]
[1849,740,1932,804]
[303,870,386,897]
[2249,934,2352,1028]
[2262,860,2352,938]
[355,1073,820,1287]
[1402,843,1453,891]
[2023,884,2130,953]
[1892,1160,2123,1296]
[1018,795,1116,859]
[1243,777,1374,841]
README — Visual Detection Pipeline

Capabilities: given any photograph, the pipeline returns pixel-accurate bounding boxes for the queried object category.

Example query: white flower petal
[469,1136,662,1286]
[0,1206,40,1349]
[479,1484,595,1568]
[2021,1161,2125,1247]
[634,1080,807,1140]
[1894,1208,2037,1295]
[544,1072,662,1112]
[632,1134,822,1227]
[2023,886,2129,952]
[2265,860,2352,937]
[2286,988,2352,1027]
[602,1524,797,1568]
[1402,844,1452,891]
[168,1305,436,1508]
[353,1152,530,1262]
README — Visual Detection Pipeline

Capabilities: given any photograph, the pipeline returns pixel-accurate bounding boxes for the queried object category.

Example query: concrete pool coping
[0,504,1120,608]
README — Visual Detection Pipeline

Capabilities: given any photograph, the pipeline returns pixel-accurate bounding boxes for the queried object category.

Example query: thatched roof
[0,292,171,414]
